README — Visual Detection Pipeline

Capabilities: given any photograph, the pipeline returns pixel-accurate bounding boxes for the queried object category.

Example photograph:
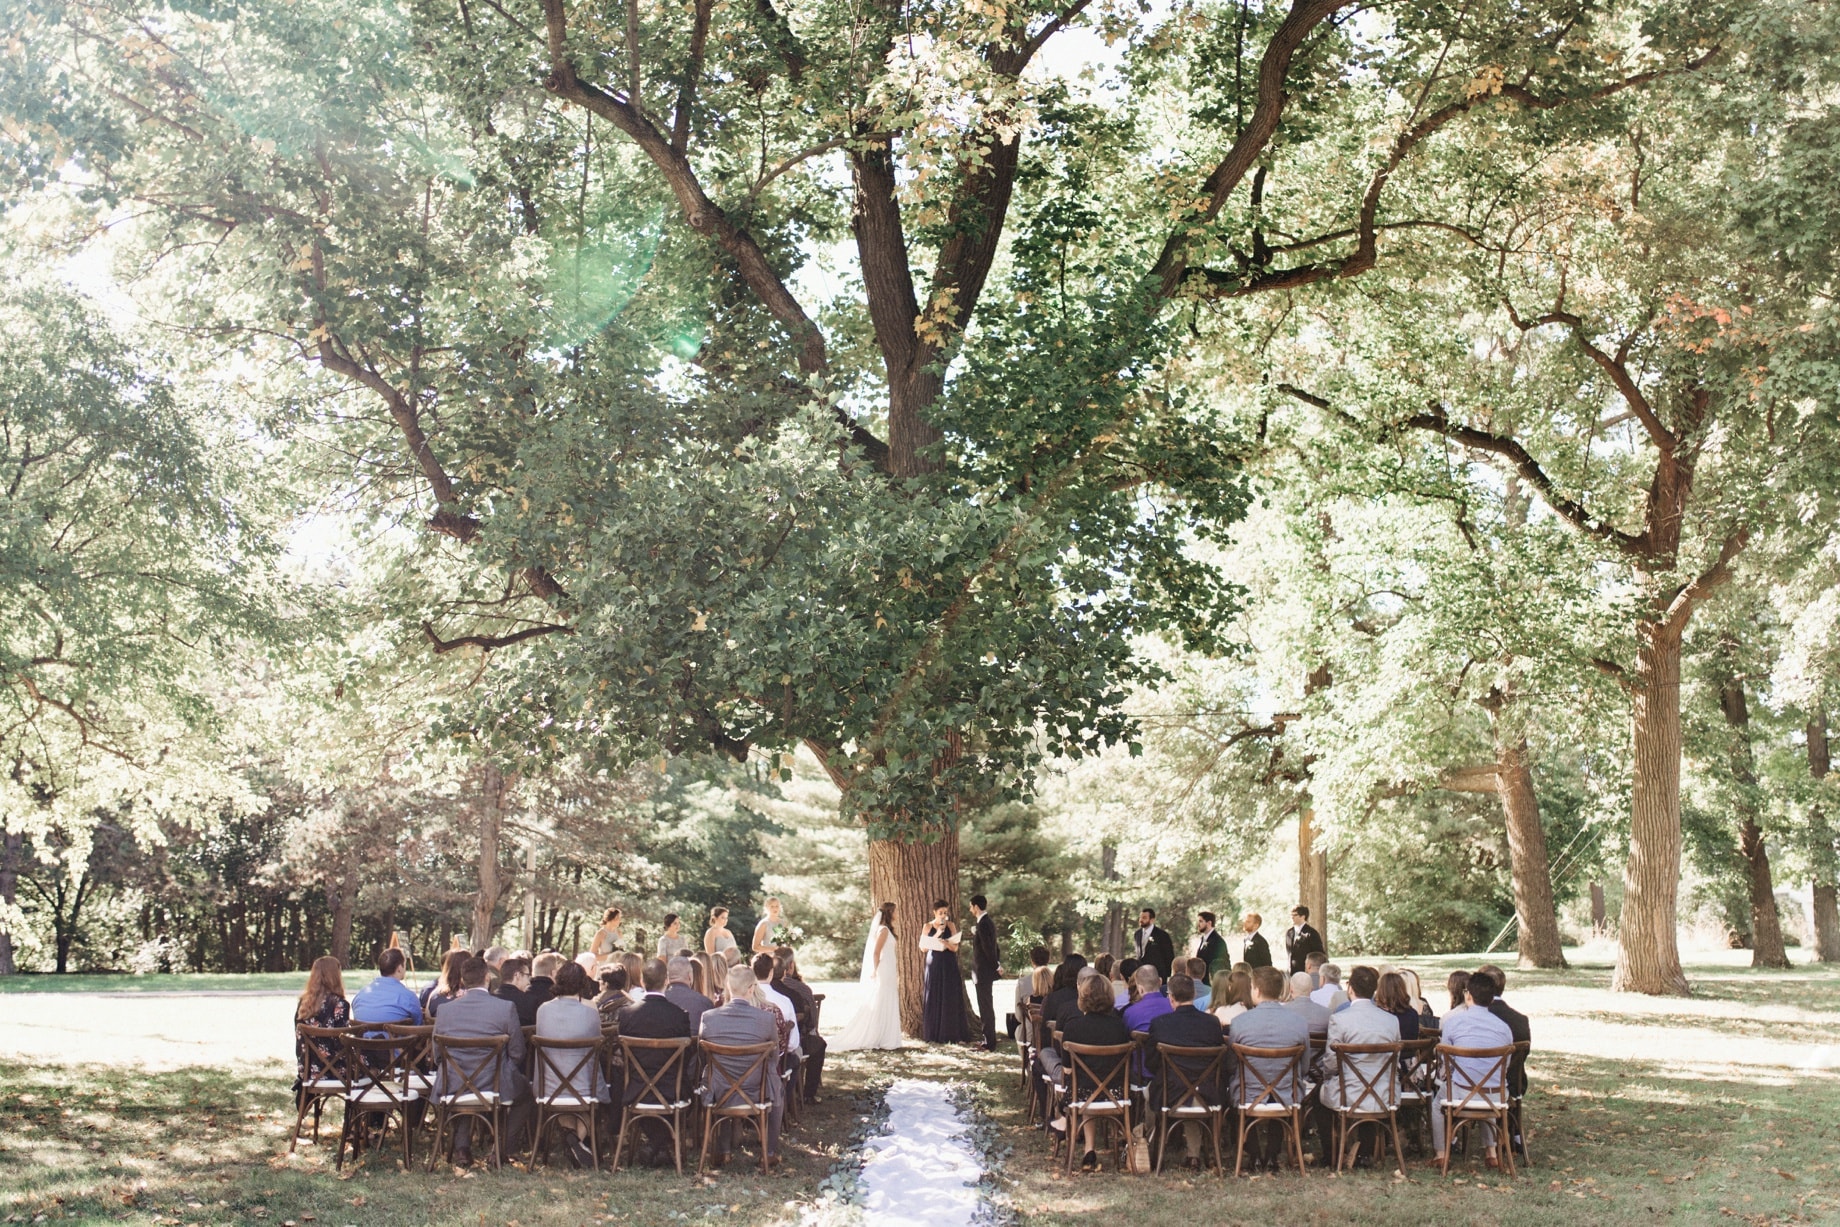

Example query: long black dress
[922,922,969,1043]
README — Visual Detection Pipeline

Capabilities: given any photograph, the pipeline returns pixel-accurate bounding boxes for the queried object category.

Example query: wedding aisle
[859,1079,986,1226]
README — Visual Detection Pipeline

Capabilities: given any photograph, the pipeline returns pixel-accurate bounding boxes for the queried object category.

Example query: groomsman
[970,894,1002,1050]
[1192,911,1227,979]
[1134,907,1176,981]
[1285,905,1326,975]
[1240,912,1273,968]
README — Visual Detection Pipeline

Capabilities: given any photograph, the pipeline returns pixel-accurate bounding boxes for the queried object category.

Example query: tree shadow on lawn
[997,1048,1840,1227]
[0,1055,883,1226]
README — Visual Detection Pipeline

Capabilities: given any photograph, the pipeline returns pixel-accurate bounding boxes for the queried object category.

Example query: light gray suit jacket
[1228,1001,1311,1105]
[534,995,608,1100]
[698,1001,783,1108]
[1320,998,1401,1110]
[433,988,529,1101]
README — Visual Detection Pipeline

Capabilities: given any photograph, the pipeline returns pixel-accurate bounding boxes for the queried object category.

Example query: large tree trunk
[1496,738,1568,969]
[1099,841,1124,959]
[470,765,508,950]
[867,826,961,1039]
[1719,669,1789,969]
[0,830,20,975]
[1614,622,1690,995]
[1809,713,1840,962]
[1297,802,1328,949]
[327,842,362,968]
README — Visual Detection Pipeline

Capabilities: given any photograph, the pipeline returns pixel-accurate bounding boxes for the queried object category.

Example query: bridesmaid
[704,906,738,960]
[920,901,969,1043]
[752,898,784,954]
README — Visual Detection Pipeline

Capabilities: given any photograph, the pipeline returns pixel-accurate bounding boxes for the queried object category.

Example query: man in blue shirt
[1432,971,1514,1166]
[351,947,424,1031]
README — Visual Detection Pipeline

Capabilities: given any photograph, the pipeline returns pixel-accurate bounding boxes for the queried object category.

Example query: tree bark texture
[471,765,508,950]
[328,841,363,968]
[1719,672,1789,969]
[1099,840,1123,959]
[1613,623,1690,994]
[867,826,962,1039]
[1495,739,1569,969]
[1809,714,1840,962]
[1297,802,1328,948]
[0,830,20,975]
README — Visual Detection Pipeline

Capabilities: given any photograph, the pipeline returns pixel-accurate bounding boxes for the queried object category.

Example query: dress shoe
[450,1146,473,1168]
[568,1138,596,1169]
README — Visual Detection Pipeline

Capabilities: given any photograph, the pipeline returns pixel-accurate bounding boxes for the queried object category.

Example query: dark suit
[972,912,1000,1047]
[494,983,538,1027]
[525,976,555,1014]
[773,976,826,1101]
[1146,1004,1226,1110]
[663,983,714,1038]
[1194,929,1227,979]
[1242,930,1273,969]
[617,993,693,1105]
[1135,925,1176,980]
[1284,924,1325,975]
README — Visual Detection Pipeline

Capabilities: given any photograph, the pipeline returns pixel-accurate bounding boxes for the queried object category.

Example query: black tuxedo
[1135,924,1176,980]
[1193,929,1227,978]
[1488,998,1531,1095]
[971,912,1001,1047]
[1146,1005,1227,1110]
[1284,924,1325,974]
[616,993,692,1105]
[1242,930,1272,969]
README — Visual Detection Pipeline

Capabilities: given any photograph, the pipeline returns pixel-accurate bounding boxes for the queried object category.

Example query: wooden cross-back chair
[338,1033,422,1170]
[1151,1043,1227,1174]
[1510,1039,1532,1166]
[1435,1043,1515,1177]
[1230,1042,1308,1178]
[699,1039,777,1176]
[1056,1041,1134,1177]
[1395,1035,1438,1153]
[383,1023,435,1109]
[527,1035,606,1170]
[1325,1041,1404,1172]
[427,1034,510,1170]
[291,1024,354,1151]
[614,1036,696,1174]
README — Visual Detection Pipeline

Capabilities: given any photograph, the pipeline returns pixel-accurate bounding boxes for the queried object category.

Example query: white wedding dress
[831,920,904,1051]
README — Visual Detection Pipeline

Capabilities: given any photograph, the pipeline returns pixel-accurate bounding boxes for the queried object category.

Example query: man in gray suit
[534,960,609,1168]
[663,956,714,1035]
[1314,964,1400,1166]
[1283,970,1332,1081]
[699,964,784,1167]
[433,955,534,1164]
[1228,965,1311,1172]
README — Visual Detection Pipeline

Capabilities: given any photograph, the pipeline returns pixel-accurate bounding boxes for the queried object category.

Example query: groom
[970,894,1001,1050]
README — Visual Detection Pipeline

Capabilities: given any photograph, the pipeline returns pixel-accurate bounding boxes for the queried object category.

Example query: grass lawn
[0,972,376,996]
[2,953,1838,1225]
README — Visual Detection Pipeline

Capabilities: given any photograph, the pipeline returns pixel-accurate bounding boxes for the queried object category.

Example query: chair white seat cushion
[538,1093,594,1107]
[439,1092,501,1107]
[1441,1096,1506,1109]
[349,1086,421,1105]
[307,1078,346,1092]
[1240,1101,1298,1115]
[1072,1096,1127,1110]
[1164,1103,1220,1116]
[632,1100,693,1112]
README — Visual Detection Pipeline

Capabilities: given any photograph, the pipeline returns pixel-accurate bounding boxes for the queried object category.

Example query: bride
[830,902,904,1051]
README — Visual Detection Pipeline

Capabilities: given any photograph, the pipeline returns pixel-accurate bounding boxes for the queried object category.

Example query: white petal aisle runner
[860,1079,985,1226]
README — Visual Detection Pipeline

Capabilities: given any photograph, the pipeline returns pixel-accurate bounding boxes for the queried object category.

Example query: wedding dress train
[831,920,904,1051]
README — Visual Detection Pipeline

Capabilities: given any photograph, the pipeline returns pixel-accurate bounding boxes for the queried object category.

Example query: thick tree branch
[670,0,711,155]
[1441,764,1501,793]
[1660,529,1749,636]
[1149,0,1352,299]
[421,621,574,654]
[1592,656,1639,696]
[1511,307,1672,454]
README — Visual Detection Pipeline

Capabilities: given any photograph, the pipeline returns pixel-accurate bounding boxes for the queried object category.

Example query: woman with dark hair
[1375,971,1421,1039]
[920,901,968,1043]
[833,902,903,1051]
[703,906,737,959]
[1210,968,1253,1025]
[1445,970,1472,1018]
[593,966,629,1025]
[590,907,624,960]
[420,948,468,1016]
[655,912,689,961]
[1060,972,1132,1172]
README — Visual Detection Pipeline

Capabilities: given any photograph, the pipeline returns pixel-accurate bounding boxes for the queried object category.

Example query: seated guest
[421,950,467,1018]
[617,958,694,1167]
[772,948,825,1104]
[293,955,349,1092]
[1013,946,1051,1038]
[1311,963,1348,1012]
[1304,950,1327,988]
[699,964,785,1168]
[752,953,801,1094]
[592,967,629,1026]
[1185,958,1213,1011]
[1445,970,1472,1018]
[433,955,533,1165]
[692,953,723,1005]
[1034,968,1104,1112]
[1146,973,1226,1169]
[1313,965,1400,1167]
[534,960,609,1168]
[1228,965,1311,1172]
[1431,970,1514,1167]
[1093,953,1125,1010]
[494,957,535,1025]
[656,913,690,961]
[1283,971,1331,1046]
[527,952,563,1013]
[482,946,509,991]
[1400,967,1435,1024]
[664,956,714,1036]
[618,951,646,1005]
[1375,971,1420,1040]
[1113,957,1136,1009]
[352,947,423,1030]
[1211,969,1252,1026]
[1060,969,1133,1173]
[1474,964,1531,1157]
[1040,955,1086,1026]
[1020,966,1054,1048]
[1122,965,1173,1034]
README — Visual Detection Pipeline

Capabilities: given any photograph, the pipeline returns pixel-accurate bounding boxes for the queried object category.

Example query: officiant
[920,902,969,1043]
